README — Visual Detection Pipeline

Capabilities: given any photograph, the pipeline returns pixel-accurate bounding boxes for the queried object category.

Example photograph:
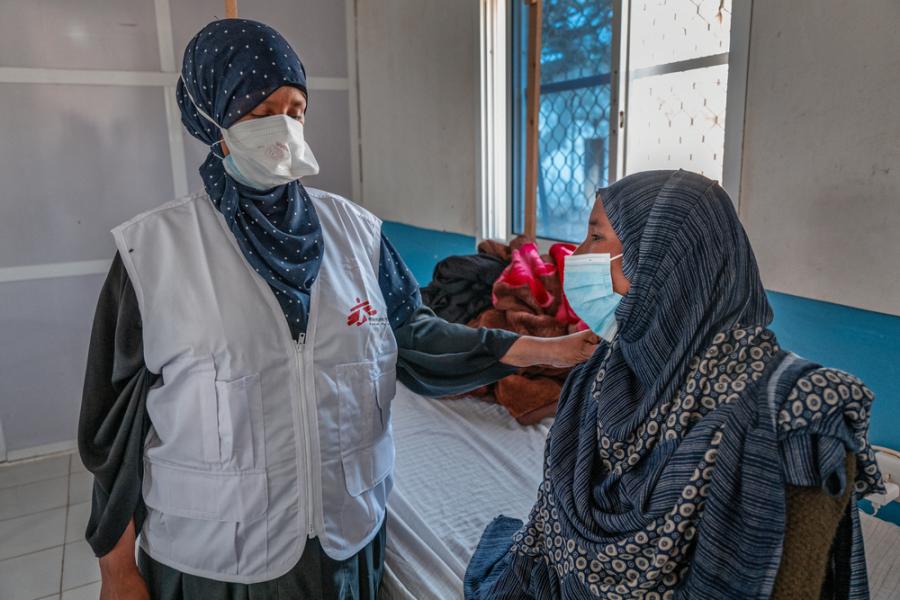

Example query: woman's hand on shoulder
[501,330,600,369]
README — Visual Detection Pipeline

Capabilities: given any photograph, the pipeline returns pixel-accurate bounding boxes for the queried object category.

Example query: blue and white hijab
[466,171,883,599]
[176,19,322,338]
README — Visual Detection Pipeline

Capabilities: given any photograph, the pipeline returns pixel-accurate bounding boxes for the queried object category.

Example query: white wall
[354,0,480,236]
[739,0,900,317]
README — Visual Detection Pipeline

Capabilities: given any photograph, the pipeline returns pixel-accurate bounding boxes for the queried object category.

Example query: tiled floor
[0,453,100,600]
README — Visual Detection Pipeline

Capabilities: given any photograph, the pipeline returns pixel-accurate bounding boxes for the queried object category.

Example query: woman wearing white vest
[78,20,598,600]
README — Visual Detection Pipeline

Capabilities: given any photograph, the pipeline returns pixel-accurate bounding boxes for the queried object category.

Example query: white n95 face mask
[221,114,319,190]
[180,77,319,190]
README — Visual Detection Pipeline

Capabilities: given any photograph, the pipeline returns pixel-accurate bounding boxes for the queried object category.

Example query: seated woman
[465,170,884,599]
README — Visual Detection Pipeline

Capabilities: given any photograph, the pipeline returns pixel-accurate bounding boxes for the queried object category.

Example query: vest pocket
[146,355,265,471]
[374,368,397,430]
[145,354,221,466]
[336,362,384,453]
[336,362,396,496]
[142,458,268,522]
[214,373,265,470]
[342,434,395,497]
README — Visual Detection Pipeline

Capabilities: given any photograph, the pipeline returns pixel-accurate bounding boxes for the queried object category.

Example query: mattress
[382,384,900,600]
[382,385,550,600]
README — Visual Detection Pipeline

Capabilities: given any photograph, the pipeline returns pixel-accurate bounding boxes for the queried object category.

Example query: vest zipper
[207,206,321,545]
[295,335,315,538]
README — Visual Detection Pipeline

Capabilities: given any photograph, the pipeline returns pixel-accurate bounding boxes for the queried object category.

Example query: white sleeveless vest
[112,189,398,583]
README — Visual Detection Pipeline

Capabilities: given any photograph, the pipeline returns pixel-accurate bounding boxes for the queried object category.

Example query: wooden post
[523,0,542,240]
[225,0,238,19]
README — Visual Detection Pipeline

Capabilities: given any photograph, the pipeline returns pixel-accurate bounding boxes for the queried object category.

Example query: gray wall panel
[0,84,174,268]
[0,0,161,71]
[0,275,105,453]
[740,0,900,316]
[298,90,353,199]
[169,0,348,79]
[356,0,479,235]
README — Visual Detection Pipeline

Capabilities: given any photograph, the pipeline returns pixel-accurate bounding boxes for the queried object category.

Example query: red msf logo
[347,297,378,326]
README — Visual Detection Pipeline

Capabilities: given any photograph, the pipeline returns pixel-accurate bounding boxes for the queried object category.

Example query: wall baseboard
[3,440,76,464]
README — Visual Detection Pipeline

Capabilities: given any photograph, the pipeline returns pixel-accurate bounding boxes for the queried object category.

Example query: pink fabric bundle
[461,238,588,423]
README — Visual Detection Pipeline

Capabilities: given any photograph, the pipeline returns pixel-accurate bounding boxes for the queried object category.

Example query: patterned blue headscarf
[176,19,323,338]
[597,170,773,438]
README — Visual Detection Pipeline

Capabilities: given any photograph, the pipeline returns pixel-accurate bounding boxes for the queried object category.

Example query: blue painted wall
[382,221,478,285]
[767,292,900,450]
[384,221,900,523]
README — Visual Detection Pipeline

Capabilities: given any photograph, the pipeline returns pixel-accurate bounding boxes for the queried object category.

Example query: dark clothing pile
[421,253,508,325]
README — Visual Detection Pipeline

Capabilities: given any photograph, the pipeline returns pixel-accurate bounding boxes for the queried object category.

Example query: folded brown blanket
[465,237,584,425]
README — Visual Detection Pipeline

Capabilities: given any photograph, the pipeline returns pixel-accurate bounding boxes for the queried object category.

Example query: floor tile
[65,502,91,544]
[0,507,66,561]
[68,472,93,505]
[69,455,88,475]
[0,476,68,521]
[61,540,100,592]
[0,546,63,600]
[0,456,69,490]
[61,581,101,600]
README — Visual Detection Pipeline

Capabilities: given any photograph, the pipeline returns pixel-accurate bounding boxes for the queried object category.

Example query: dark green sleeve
[78,253,158,557]
[394,305,520,397]
[377,233,520,396]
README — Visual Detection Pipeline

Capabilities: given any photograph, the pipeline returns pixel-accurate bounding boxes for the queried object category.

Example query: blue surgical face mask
[563,252,624,340]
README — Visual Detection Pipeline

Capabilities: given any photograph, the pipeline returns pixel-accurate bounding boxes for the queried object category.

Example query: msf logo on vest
[347,297,388,328]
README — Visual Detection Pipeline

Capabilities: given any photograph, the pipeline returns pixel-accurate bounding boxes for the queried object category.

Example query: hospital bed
[382,384,900,600]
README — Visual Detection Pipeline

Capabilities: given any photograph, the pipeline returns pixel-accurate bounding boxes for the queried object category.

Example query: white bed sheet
[381,384,900,600]
[382,385,550,600]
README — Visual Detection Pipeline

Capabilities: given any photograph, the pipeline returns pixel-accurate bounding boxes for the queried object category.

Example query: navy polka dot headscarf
[176,19,323,339]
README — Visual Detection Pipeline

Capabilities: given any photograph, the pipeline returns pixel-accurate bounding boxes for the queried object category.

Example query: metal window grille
[512,0,615,242]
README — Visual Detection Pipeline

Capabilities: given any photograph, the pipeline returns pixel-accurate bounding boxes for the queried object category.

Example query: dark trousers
[138,519,387,600]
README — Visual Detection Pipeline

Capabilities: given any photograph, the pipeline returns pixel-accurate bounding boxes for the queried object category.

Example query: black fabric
[138,519,387,600]
[421,253,508,324]
[78,253,158,558]
[79,253,518,561]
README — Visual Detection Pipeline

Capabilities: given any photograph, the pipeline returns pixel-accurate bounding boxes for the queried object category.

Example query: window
[625,0,732,179]
[511,0,616,242]
[509,0,734,242]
